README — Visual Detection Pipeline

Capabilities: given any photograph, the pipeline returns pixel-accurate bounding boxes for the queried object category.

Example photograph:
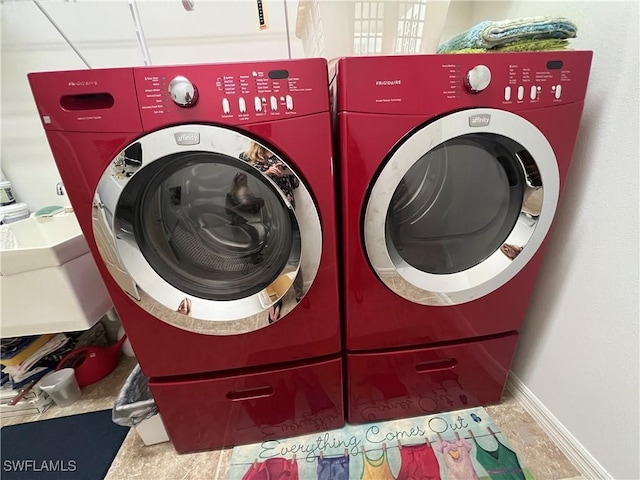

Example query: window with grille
[353,1,385,55]
[395,0,427,54]
[299,0,325,57]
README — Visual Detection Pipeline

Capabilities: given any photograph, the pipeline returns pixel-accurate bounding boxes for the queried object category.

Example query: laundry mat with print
[228,407,532,479]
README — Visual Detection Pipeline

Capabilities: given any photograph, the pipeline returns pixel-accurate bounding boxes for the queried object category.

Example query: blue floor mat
[1,409,129,479]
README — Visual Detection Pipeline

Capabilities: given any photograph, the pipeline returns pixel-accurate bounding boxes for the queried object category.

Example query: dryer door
[92,125,322,334]
[364,108,559,306]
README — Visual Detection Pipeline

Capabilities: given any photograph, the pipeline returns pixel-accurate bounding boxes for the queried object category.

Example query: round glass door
[121,151,295,302]
[92,125,322,334]
[364,109,560,306]
[388,133,527,275]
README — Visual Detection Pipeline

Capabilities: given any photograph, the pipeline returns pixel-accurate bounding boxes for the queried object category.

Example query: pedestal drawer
[150,356,344,453]
[347,333,518,424]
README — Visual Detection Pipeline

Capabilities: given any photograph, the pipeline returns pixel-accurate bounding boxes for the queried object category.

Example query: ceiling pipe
[283,0,292,59]
[32,0,92,69]
[127,0,152,66]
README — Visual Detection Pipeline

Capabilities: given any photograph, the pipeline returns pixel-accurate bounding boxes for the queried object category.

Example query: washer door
[92,125,322,334]
[364,108,559,305]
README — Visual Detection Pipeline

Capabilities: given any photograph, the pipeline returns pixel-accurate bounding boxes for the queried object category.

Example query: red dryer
[28,58,343,452]
[333,51,592,423]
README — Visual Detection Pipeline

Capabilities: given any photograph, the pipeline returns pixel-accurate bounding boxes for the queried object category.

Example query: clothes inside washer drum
[171,222,266,272]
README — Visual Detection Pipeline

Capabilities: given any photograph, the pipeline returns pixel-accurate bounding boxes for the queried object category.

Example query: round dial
[168,76,198,107]
[465,65,491,93]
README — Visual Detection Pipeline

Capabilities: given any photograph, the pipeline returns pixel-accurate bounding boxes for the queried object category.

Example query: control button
[504,86,511,101]
[270,96,278,111]
[555,84,562,99]
[222,98,230,114]
[168,76,198,107]
[238,97,246,113]
[530,85,537,100]
[286,95,294,111]
[254,96,262,112]
[464,65,491,93]
[517,86,525,101]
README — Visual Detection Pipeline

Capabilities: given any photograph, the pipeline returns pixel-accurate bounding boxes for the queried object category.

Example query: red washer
[333,52,592,422]
[29,59,343,451]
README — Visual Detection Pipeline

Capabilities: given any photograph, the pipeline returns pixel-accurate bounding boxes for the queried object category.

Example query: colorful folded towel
[446,38,570,54]
[438,16,577,53]
[498,38,569,52]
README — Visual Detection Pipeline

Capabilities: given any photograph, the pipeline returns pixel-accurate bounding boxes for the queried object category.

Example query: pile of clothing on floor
[1,334,71,389]
[1,322,108,415]
[437,16,578,54]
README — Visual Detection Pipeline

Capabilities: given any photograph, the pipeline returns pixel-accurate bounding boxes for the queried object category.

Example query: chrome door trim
[92,124,322,334]
[364,108,559,305]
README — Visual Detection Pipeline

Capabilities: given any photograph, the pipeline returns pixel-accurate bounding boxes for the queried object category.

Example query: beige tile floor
[1,356,583,480]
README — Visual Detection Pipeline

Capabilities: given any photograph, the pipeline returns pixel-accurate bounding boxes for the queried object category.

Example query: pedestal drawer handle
[415,358,457,373]
[226,386,274,401]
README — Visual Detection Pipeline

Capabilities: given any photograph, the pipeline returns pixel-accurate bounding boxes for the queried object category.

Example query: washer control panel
[28,59,330,133]
[133,59,328,129]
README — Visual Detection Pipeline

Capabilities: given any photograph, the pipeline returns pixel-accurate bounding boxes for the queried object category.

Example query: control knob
[464,65,491,93]
[168,76,198,107]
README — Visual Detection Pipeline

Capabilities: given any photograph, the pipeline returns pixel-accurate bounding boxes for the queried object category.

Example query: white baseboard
[506,373,612,480]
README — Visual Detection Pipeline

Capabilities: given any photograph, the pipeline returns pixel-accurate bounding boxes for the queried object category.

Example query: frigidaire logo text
[468,114,491,127]
[67,81,98,87]
[375,80,402,86]
[174,132,200,145]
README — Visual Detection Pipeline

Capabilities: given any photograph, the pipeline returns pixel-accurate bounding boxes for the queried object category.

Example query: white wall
[474,2,638,479]
[1,0,301,212]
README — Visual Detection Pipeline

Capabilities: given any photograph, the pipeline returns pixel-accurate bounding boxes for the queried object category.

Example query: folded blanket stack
[437,16,577,54]
[1,334,69,388]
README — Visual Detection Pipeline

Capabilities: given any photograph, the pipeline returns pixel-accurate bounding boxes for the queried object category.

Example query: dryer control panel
[456,58,580,104]
[335,50,592,115]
